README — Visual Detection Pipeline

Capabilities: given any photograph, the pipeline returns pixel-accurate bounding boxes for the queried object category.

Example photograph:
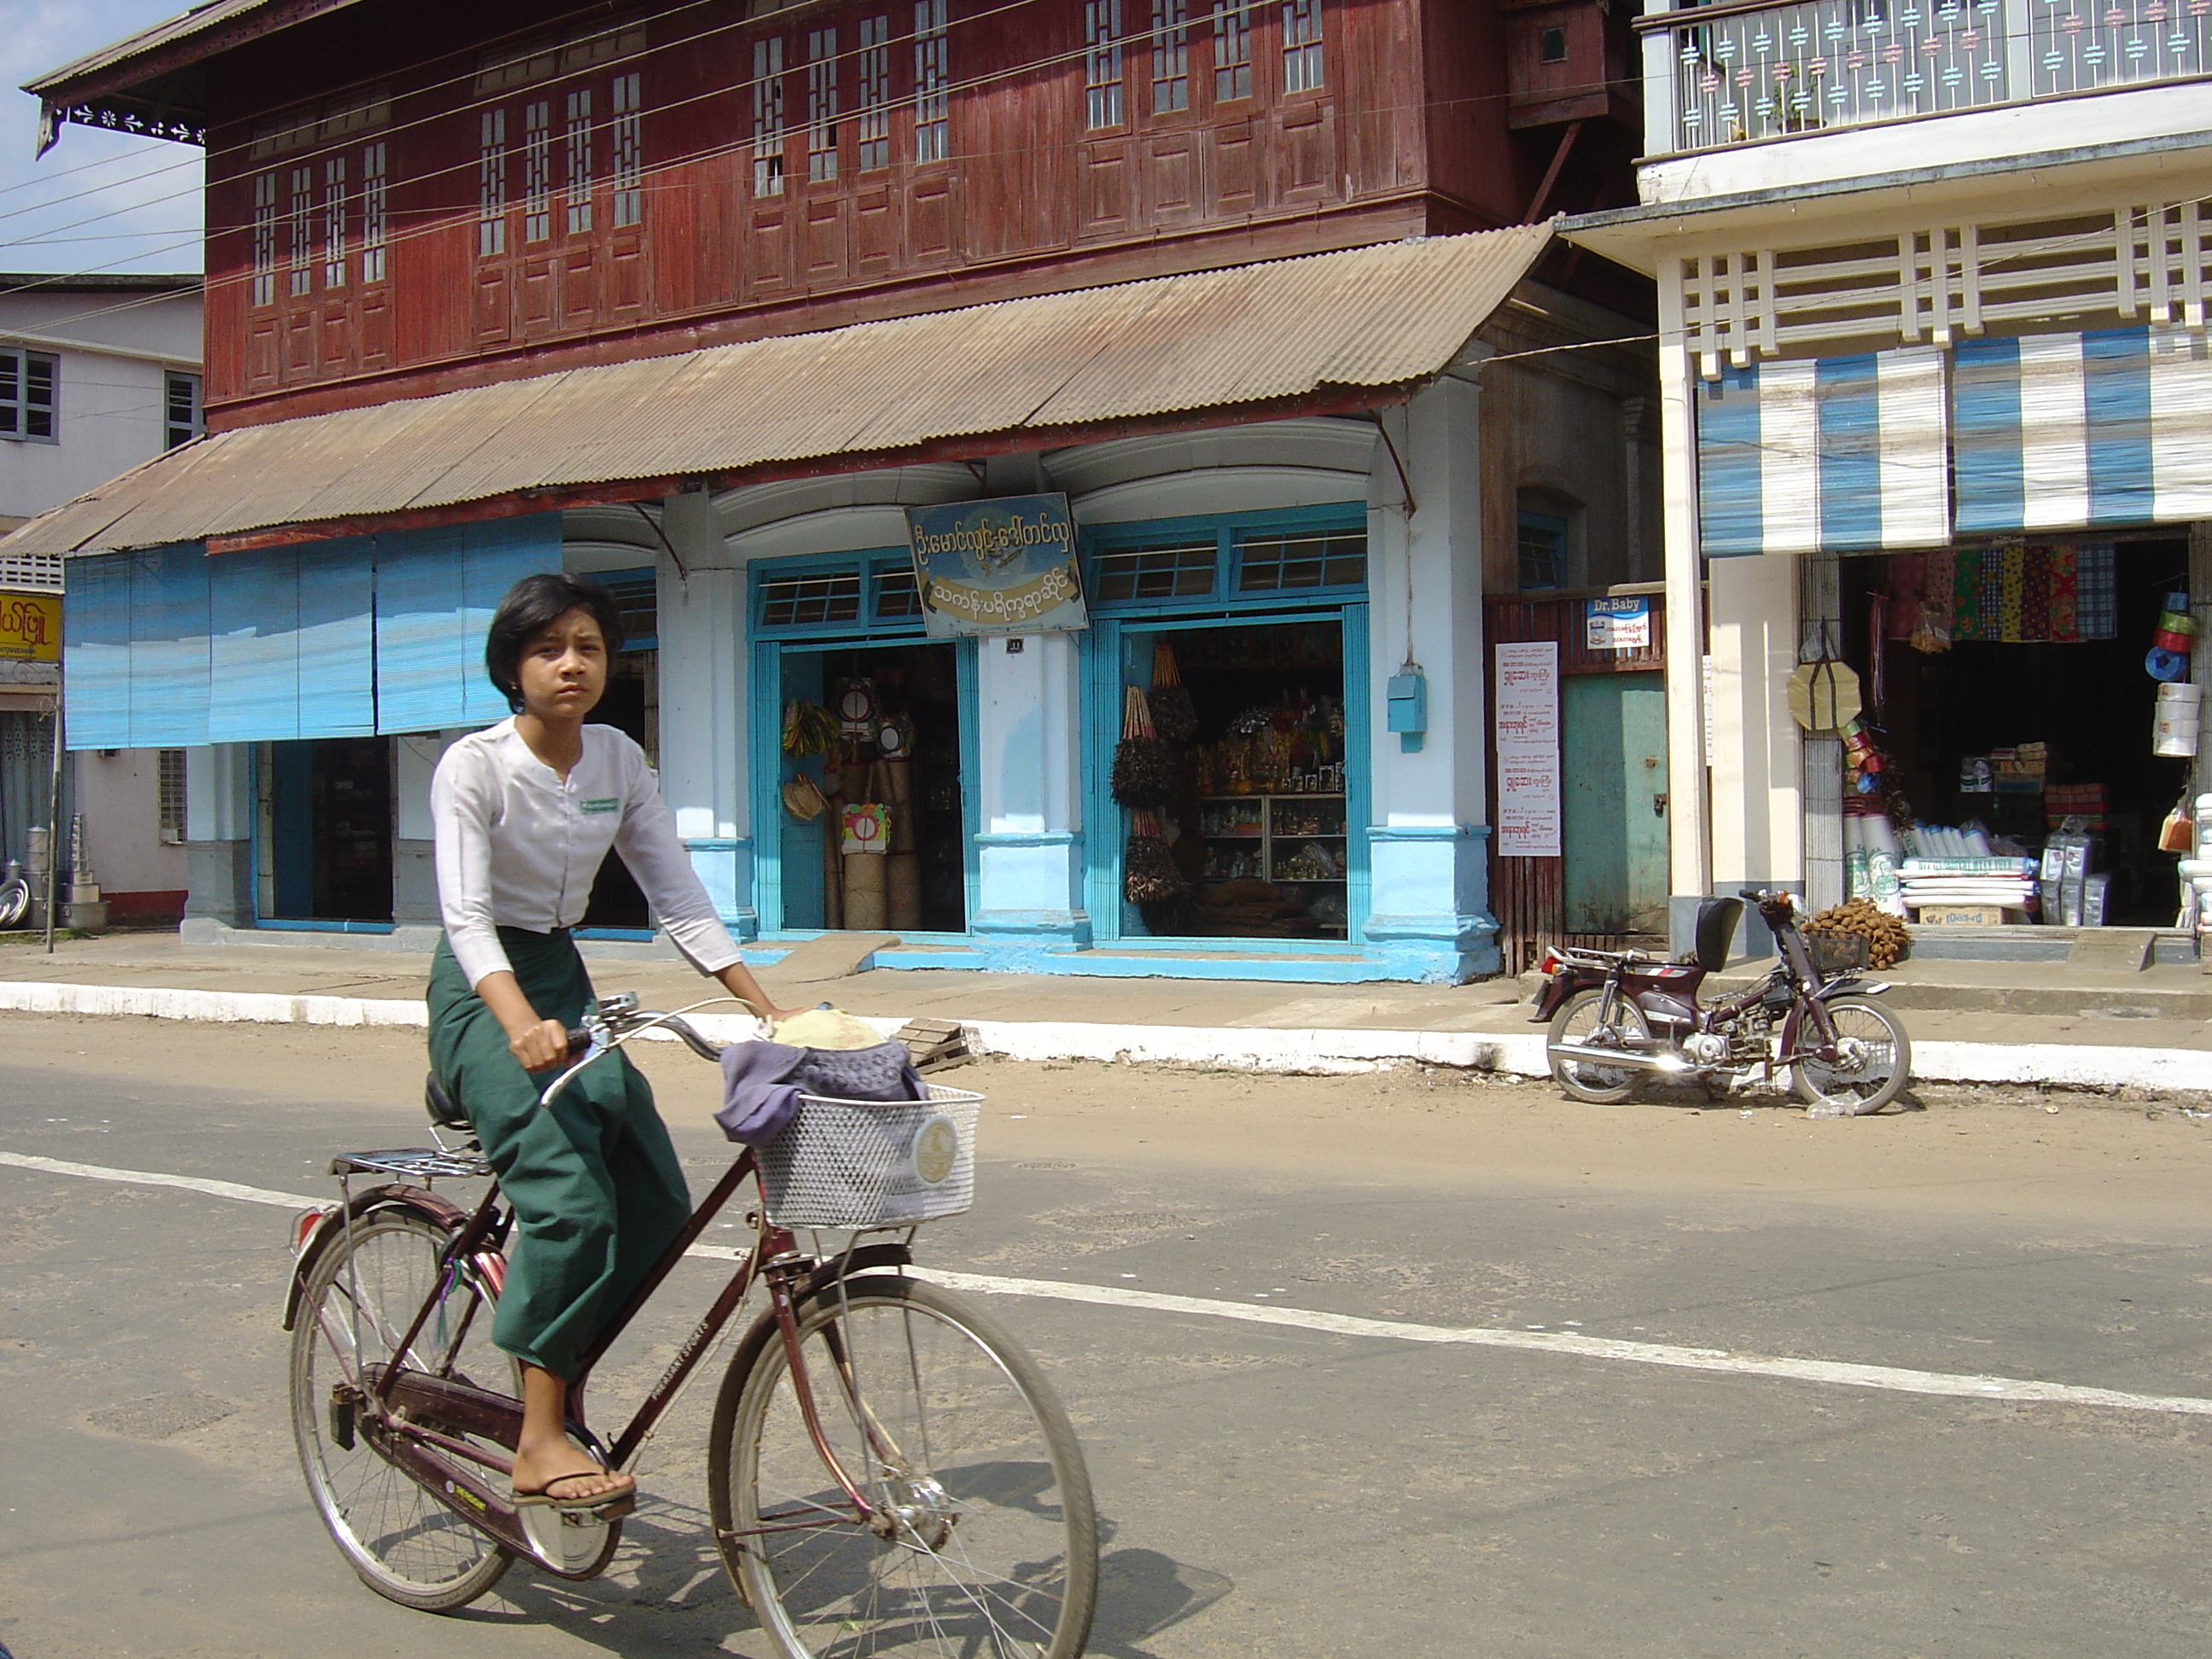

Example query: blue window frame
[751,550,928,638]
[1081,503,1368,615]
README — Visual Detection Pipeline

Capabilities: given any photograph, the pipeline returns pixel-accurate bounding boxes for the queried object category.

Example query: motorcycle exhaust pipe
[1550,1042,1695,1074]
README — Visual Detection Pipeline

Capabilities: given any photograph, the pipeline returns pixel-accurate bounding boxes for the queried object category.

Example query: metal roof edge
[0,224,1556,557]
[24,1,364,101]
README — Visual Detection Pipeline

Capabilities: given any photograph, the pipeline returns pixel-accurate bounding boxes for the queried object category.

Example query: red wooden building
[17,0,1658,983]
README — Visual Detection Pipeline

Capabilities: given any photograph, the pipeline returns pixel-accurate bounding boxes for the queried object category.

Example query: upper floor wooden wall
[202,0,1540,427]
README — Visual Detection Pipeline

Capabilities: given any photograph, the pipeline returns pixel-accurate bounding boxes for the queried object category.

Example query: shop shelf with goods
[1197,793,1348,887]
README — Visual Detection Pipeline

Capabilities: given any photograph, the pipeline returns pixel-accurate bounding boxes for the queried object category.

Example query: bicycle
[282,992,1099,1657]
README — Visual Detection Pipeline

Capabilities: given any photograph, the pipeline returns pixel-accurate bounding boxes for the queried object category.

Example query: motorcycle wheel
[1546,990,1653,1105]
[1791,997,1911,1115]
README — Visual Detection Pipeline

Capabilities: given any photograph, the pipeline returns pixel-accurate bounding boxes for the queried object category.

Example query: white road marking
[0,1150,319,1210]
[14,1150,2211,1419]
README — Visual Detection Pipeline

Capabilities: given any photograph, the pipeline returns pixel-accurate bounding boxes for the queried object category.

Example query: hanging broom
[1123,809,1188,903]
[1149,639,1198,745]
[1110,684,1176,807]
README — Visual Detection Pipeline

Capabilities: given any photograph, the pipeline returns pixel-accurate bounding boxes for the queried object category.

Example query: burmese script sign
[1493,640,1562,858]
[0,591,61,662]
[905,493,1089,637]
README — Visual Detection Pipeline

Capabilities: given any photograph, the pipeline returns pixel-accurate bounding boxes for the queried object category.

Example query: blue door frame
[1079,603,1370,951]
[748,632,980,939]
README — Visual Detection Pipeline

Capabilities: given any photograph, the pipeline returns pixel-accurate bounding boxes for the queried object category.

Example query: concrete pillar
[1706,552,1803,905]
[180,743,253,934]
[655,490,754,937]
[1658,274,1713,943]
[970,630,1087,962]
[1361,375,1498,981]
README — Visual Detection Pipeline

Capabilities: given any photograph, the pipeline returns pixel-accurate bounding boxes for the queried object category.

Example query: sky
[0,1,208,277]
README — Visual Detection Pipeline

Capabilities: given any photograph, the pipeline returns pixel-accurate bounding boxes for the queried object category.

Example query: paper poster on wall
[1494,640,1562,858]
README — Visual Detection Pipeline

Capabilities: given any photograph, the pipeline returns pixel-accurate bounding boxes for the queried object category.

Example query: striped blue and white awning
[1696,346,1950,557]
[1953,326,2212,535]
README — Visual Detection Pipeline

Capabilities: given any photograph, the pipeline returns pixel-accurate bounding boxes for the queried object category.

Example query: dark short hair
[485,572,626,711]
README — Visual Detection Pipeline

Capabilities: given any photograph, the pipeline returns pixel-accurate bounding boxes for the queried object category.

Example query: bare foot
[511,1444,633,1505]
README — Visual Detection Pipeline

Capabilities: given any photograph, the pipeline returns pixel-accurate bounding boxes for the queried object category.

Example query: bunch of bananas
[781,700,841,758]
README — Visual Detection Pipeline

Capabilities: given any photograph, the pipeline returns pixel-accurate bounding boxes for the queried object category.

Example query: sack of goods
[1898,856,2039,911]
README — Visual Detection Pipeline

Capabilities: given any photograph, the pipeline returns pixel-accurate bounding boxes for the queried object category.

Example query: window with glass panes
[1085,0,1124,127]
[565,88,594,233]
[875,566,923,620]
[857,15,891,169]
[0,349,56,443]
[754,38,788,193]
[759,570,862,626]
[159,749,187,842]
[1151,1,1188,112]
[164,372,201,449]
[913,1,949,161]
[359,142,387,280]
[1237,527,1364,591]
[1516,512,1568,591]
[806,28,840,181]
[1282,0,1324,91]
[1212,1,1254,99]
[610,73,643,225]
[524,100,553,238]
[1091,539,1214,601]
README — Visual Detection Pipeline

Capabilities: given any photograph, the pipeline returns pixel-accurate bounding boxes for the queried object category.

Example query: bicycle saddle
[423,1072,471,1132]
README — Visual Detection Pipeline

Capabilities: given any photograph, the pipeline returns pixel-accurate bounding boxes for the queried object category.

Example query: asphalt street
[3,1012,2209,1657]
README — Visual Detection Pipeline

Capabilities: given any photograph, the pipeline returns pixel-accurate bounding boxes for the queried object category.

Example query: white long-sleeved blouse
[432,719,742,989]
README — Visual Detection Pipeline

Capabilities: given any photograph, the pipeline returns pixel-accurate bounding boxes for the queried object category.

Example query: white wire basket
[755,1085,983,1230]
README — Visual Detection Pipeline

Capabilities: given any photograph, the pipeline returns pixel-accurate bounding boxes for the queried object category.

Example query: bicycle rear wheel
[710,1275,1098,1659]
[289,1210,513,1611]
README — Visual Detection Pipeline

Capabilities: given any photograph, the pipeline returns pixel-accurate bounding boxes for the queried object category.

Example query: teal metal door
[1562,672,1668,935]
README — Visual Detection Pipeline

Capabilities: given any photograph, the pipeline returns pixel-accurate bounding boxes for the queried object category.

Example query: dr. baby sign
[905,493,1089,638]
[0,591,61,662]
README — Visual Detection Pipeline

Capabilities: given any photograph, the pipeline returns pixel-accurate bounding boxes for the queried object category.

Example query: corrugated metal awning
[3,224,1556,557]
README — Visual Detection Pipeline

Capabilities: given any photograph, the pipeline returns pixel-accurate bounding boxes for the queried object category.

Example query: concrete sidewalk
[3,931,2210,1089]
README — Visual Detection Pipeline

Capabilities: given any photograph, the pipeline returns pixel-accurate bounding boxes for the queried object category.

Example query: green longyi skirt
[427,927,690,1382]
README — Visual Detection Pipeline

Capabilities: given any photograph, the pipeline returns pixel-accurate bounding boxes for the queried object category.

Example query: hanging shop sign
[1494,641,1563,858]
[1584,595,1651,652]
[905,493,1088,637]
[0,591,61,662]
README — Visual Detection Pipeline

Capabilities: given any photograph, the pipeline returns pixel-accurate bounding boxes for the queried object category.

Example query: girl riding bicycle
[428,572,798,1512]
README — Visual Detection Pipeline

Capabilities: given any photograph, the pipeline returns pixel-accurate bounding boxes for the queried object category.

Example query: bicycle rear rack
[330,1148,494,1182]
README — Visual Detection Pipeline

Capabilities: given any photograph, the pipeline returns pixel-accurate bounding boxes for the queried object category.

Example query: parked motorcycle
[1530,889,1911,1114]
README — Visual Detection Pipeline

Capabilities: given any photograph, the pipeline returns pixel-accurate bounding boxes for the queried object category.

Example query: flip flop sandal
[514,1469,636,1516]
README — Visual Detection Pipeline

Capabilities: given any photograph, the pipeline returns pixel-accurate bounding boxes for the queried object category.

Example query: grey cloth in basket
[716,1039,925,1145]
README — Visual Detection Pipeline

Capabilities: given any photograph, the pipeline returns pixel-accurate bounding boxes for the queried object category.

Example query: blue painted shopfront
[1078,502,1372,960]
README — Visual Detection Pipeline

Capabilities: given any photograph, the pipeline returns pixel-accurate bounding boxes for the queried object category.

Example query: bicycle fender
[1813,976,1890,1002]
[281,1183,472,1331]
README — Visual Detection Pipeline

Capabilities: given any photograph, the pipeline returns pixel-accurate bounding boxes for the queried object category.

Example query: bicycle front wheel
[710,1275,1098,1659]
[289,1210,513,1611]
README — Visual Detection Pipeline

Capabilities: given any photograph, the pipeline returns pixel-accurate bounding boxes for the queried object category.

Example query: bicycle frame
[310,1113,910,1567]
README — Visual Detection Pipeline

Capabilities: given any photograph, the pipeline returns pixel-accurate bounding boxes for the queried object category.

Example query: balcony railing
[1642,0,2212,154]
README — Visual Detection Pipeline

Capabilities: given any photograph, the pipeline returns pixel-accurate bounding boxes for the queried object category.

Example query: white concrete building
[1569,7,2212,957]
[1,273,202,922]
